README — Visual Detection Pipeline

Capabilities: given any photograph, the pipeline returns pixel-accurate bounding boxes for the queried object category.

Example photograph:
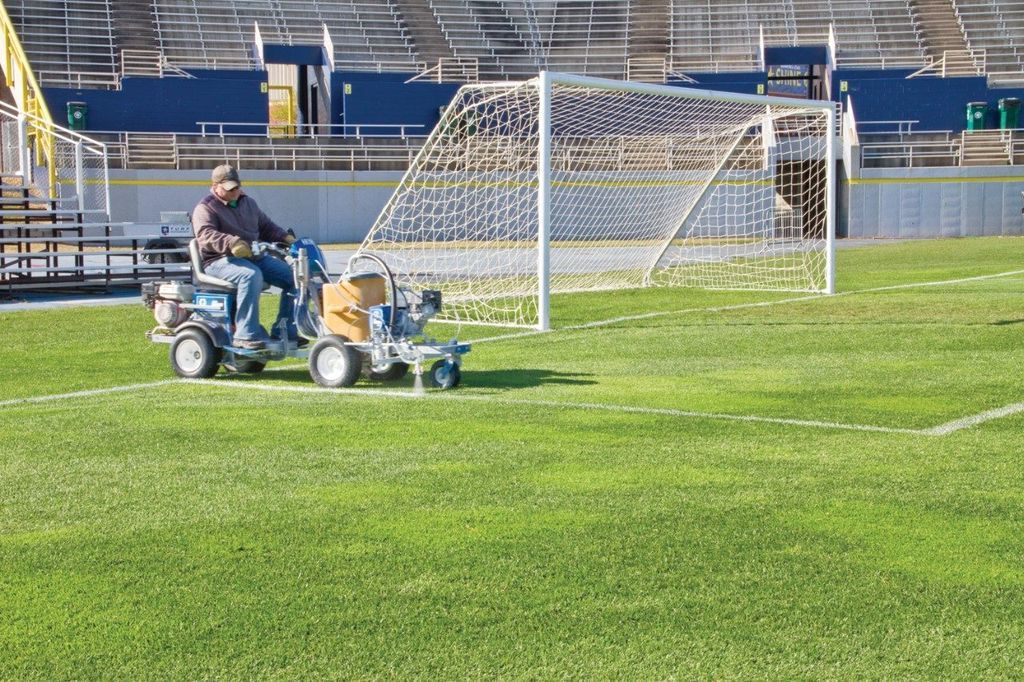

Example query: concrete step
[113,0,158,52]
[628,0,670,58]
[392,0,453,64]
[910,0,971,62]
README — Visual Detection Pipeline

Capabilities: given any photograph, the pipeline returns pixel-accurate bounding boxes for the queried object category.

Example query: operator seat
[188,239,237,292]
[188,238,272,293]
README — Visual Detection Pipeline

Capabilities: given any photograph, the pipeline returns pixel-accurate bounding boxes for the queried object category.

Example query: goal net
[358,72,835,329]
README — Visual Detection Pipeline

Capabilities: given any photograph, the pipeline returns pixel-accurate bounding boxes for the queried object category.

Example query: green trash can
[999,97,1020,129]
[966,101,988,131]
[66,101,87,131]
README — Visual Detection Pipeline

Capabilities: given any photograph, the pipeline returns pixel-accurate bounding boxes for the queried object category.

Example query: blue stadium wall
[45,71,268,132]
[43,70,459,134]
[39,69,1024,239]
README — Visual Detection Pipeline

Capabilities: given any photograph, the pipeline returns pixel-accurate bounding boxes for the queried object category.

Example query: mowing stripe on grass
[182,378,927,436]
[472,294,825,344]
[0,380,180,408]
[471,268,1024,345]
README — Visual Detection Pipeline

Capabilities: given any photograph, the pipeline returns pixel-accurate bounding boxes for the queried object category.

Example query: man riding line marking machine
[142,165,469,389]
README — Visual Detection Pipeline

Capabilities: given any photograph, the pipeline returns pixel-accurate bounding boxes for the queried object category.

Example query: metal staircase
[0,6,185,293]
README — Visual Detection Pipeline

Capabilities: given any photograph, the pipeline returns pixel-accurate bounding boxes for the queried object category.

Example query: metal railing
[0,101,110,215]
[408,57,481,83]
[907,49,985,79]
[196,122,428,139]
[89,130,427,172]
[858,126,1024,167]
[0,223,189,292]
[0,2,56,189]
[860,136,962,167]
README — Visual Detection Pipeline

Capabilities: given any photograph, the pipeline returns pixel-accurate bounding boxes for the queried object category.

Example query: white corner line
[924,402,1024,436]
[0,379,181,409]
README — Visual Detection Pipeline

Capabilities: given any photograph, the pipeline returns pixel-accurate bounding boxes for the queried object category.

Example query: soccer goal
[358,72,836,330]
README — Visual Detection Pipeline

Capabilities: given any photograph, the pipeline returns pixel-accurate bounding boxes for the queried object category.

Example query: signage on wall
[260,82,268,93]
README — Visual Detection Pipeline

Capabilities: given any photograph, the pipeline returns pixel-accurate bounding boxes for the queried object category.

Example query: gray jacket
[191,193,288,266]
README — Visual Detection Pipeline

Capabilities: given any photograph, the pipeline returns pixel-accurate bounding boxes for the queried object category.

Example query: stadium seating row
[11,0,1022,86]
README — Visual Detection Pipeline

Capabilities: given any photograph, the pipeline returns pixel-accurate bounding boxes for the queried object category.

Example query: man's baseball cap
[211,164,241,190]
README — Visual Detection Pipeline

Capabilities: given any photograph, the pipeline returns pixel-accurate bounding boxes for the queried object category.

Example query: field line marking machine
[142,239,469,390]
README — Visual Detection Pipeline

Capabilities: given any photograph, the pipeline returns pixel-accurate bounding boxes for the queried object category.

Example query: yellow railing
[0,1,56,189]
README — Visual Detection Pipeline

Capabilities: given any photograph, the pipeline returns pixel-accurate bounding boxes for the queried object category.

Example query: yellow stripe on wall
[107,178,401,188]
[108,177,772,189]
[850,175,1024,186]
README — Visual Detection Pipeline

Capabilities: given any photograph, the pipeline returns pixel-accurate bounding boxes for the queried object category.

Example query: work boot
[234,338,265,350]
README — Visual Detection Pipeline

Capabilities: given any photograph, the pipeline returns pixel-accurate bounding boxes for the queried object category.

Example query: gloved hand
[230,240,253,259]
[283,233,297,245]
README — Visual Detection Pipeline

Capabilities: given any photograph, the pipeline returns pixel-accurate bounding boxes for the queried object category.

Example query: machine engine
[369,288,442,339]
[142,281,195,329]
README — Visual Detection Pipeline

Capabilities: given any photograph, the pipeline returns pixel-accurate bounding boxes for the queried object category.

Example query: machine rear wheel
[429,359,461,390]
[170,329,221,379]
[366,361,409,382]
[309,335,362,388]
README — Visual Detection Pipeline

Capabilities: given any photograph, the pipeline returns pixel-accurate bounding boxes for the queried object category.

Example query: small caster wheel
[429,359,461,390]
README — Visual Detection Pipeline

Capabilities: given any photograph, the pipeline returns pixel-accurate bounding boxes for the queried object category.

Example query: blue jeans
[205,255,297,342]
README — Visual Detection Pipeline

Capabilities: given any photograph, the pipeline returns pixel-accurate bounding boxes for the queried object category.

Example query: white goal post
[358,71,836,330]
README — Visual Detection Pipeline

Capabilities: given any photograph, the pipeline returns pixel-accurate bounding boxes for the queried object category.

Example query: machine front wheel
[170,329,221,379]
[429,359,461,390]
[309,335,362,388]
[366,361,409,382]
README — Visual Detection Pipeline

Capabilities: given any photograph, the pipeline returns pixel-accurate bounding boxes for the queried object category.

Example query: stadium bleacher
[7,0,1020,86]
[149,0,419,71]
[4,0,119,87]
[670,0,926,72]
[953,0,1024,84]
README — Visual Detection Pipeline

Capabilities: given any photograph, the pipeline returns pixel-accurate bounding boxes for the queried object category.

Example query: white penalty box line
[1,376,1022,438]
[2,268,1023,436]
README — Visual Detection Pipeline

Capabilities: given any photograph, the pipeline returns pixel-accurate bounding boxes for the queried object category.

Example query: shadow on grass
[992,319,1024,326]
[455,369,596,389]
[223,367,596,390]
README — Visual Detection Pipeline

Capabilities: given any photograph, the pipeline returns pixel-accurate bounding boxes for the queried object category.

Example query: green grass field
[2,237,1023,678]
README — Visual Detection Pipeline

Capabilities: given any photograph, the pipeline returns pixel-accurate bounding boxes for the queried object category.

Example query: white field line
[0,380,180,408]
[2,268,1023,435]
[925,402,1024,436]
[1,375,1020,437]
[183,378,927,436]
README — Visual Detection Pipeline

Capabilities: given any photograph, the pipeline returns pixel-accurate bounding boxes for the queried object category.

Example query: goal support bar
[535,72,839,327]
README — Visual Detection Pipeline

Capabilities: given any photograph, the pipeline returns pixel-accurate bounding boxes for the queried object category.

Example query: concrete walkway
[0,239,908,312]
